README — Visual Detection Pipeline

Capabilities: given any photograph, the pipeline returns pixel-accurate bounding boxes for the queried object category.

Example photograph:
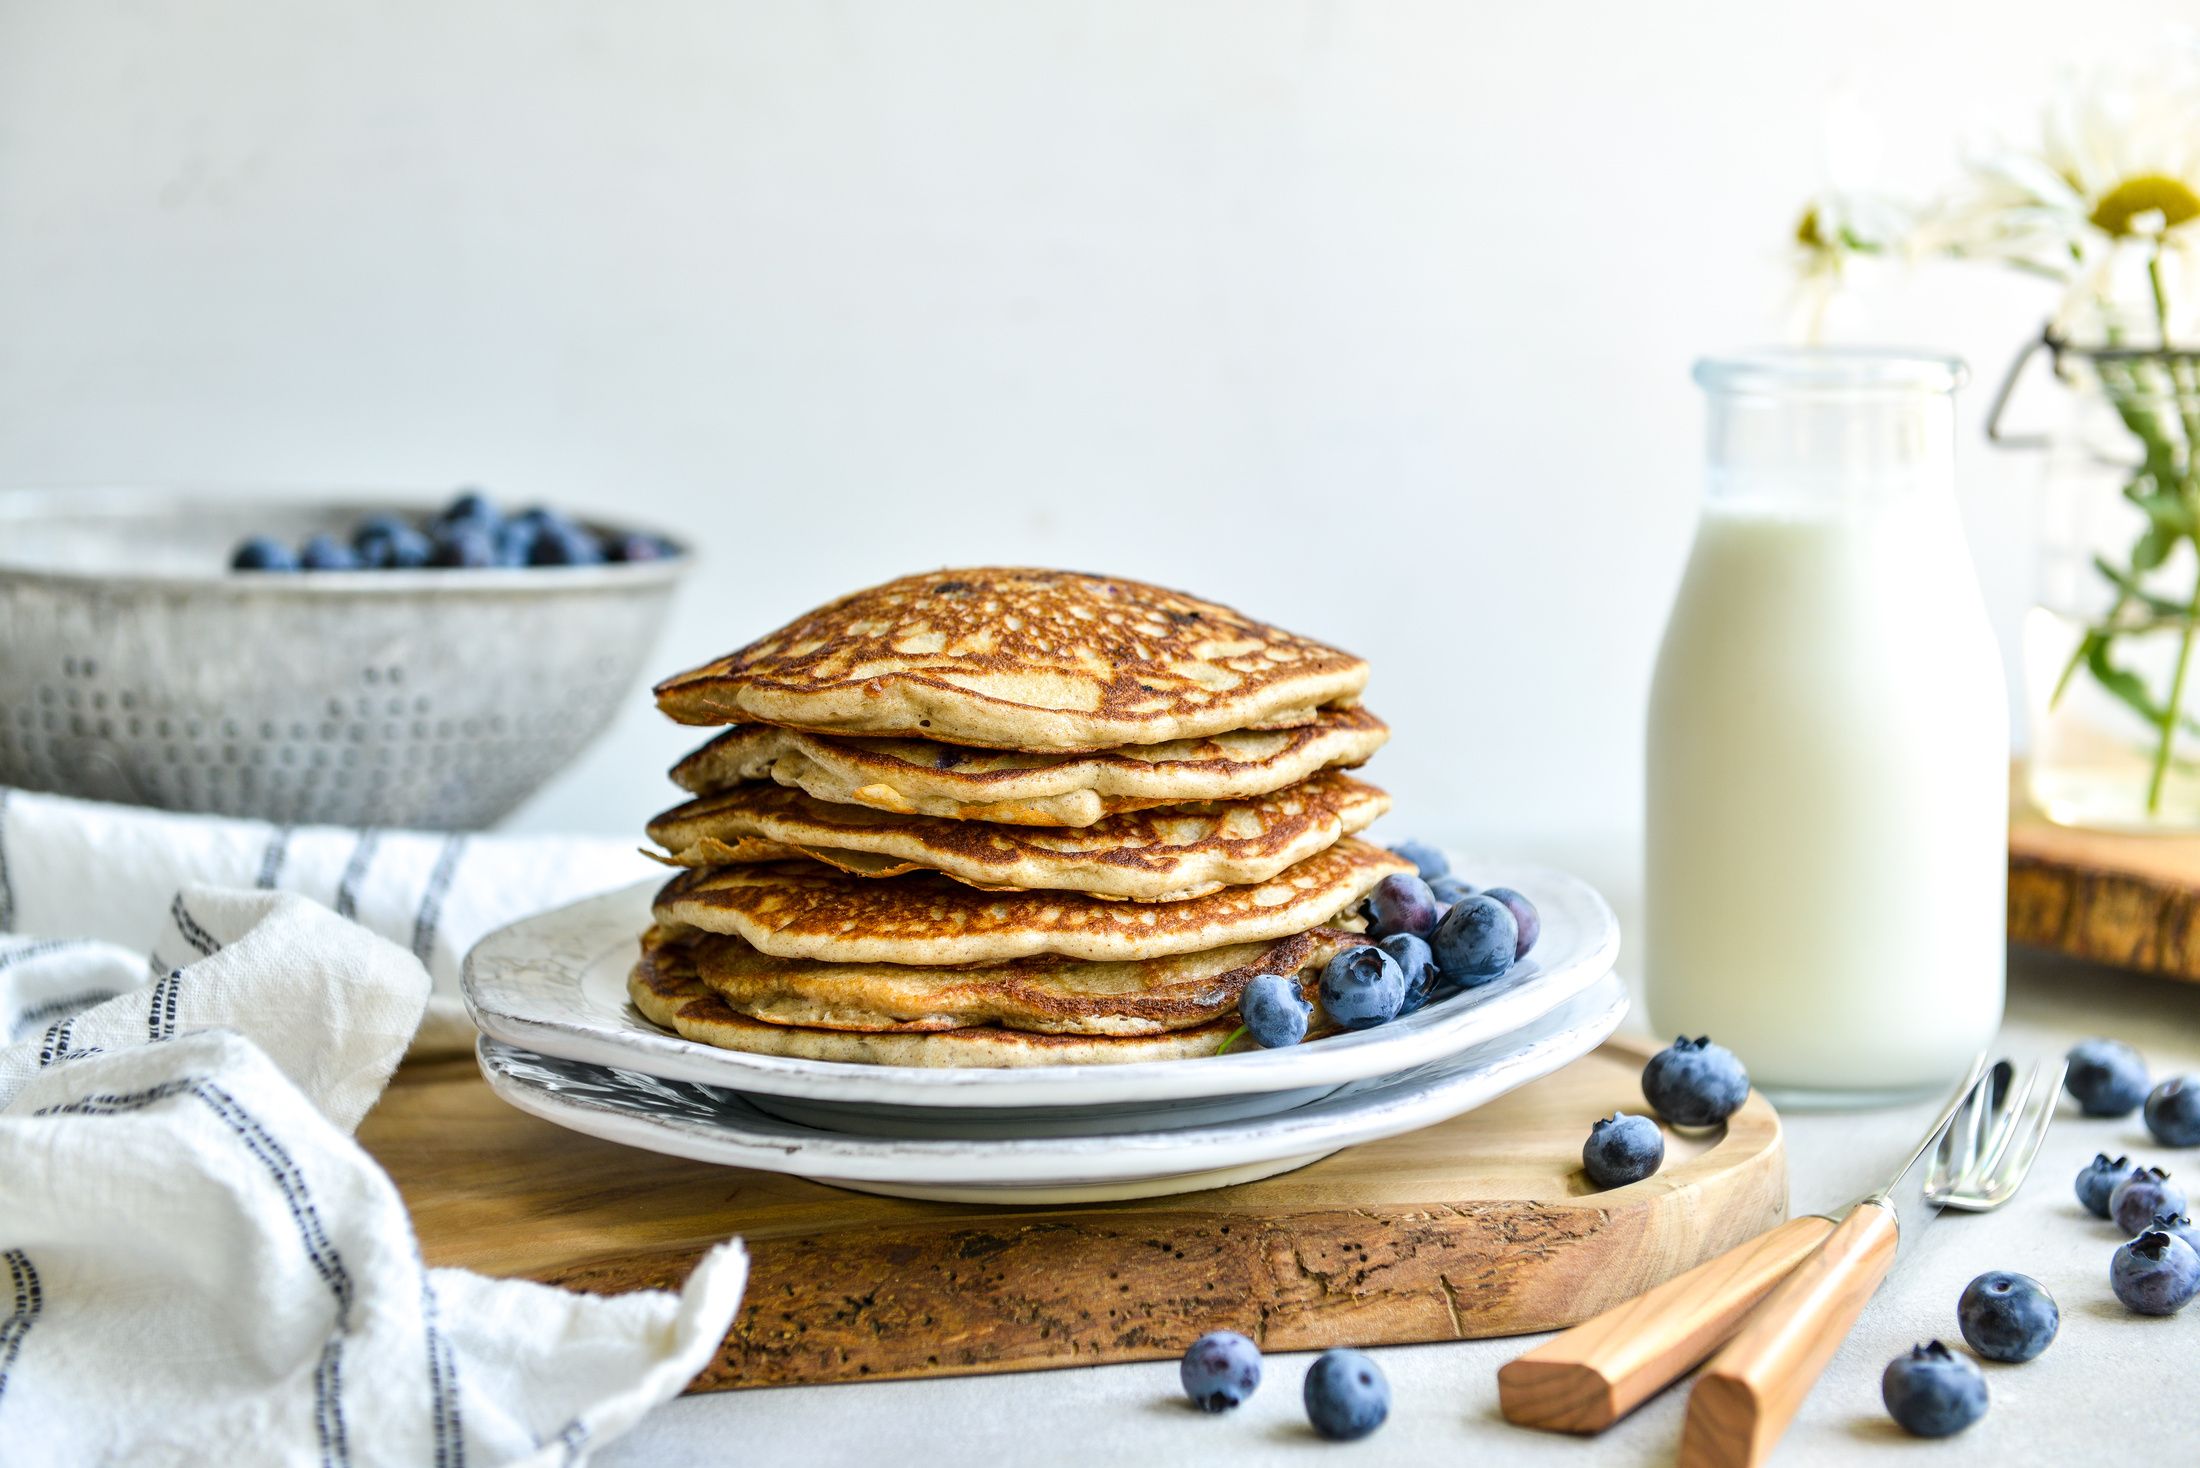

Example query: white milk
[1644,354,2007,1099]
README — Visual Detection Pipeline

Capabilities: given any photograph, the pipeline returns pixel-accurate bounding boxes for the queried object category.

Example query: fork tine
[1937,1059,2064,1210]
[1972,1060,2039,1185]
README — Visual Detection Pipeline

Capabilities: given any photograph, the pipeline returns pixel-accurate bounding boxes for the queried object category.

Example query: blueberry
[1379,933,1440,1013]
[2064,1038,2150,1117]
[297,533,362,571]
[1641,1036,1751,1127]
[1428,875,1477,907]
[1582,1112,1664,1189]
[357,522,433,569]
[430,526,497,568]
[1956,1272,2058,1363]
[1238,972,1310,1050]
[1366,874,1441,940]
[440,489,499,528]
[1318,945,1405,1030]
[528,522,605,566]
[1880,1342,1987,1438]
[2152,1212,2200,1257]
[1429,895,1517,985]
[1302,1348,1389,1441]
[2110,1166,2187,1235]
[2145,1074,2200,1146]
[1179,1329,1261,1412]
[493,518,541,567]
[607,531,676,563]
[2076,1153,2132,1219]
[1480,886,1540,958]
[230,536,298,572]
[1389,839,1449,881]
[2110,1229,2200,1315]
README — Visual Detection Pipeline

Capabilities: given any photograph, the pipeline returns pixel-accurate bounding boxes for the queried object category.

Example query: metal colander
[0,488,689,830]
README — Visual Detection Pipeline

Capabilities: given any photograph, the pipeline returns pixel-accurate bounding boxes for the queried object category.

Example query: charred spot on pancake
[1168,610,1202,624]
[933,580,971,595]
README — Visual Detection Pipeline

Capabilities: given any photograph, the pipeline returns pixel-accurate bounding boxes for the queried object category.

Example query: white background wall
[2,1,2187,918]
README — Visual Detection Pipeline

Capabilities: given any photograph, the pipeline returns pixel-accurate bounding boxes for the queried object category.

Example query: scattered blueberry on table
[1581,1112,1664,1189]
[2109,1166,2187,1236]
[1880,1342,1987,1438]
[1318,946,1406,1031]
[228,490,676,573]
[1302,1348,1389,1441]
[1389,840,1449,882]
[1366,873,1442,940]
[2063,1038,2150,1117]
[1429,895,1518,984]
[2075,1153,2132,1219]
[1378,932,1441,1014]
[2145,1074,2200,1146]
[1238,973,1311,1050]
[1479,886,1540,959]
[2151,1211,2200,1257]
[1640,1036,1751,1127]
[2109,1229,2200,1315]
[1179,1330,1261,1413]
[1956,1272,2058,1363]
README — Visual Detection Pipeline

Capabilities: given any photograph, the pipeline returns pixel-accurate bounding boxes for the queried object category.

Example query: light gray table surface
[598,950,2200,1466]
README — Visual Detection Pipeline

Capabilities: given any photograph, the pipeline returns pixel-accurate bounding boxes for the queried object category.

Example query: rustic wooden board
[2010,779,2200,982]
[357,1038,1786,1392]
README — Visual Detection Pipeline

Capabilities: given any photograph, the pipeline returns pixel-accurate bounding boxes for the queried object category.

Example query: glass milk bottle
[1645,351,2007,1102]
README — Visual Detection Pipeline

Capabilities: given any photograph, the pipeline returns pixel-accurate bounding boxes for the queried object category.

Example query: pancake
[672,925,1367,1035]
[652,837,1411,966]
[667,706,1391,827]
[645,771,1390,903]
[653,567,1370,751]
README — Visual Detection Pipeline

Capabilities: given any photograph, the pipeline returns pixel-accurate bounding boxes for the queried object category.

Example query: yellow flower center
[1795,206,1825,248]
[2089,174,2200,237]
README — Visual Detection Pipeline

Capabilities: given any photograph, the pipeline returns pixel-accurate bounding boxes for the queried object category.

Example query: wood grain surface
[357,1038,1788,1392]
[2010,776,2200,982]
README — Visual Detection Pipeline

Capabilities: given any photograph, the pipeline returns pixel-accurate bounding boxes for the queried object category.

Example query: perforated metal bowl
[0,488,689,829]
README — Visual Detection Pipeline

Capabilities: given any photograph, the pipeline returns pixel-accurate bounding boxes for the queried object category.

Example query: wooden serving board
[358,1038,1786,1392]
[2010,779,2200,982]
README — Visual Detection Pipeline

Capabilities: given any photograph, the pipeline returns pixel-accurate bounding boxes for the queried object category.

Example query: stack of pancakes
[628,567,1410,1067]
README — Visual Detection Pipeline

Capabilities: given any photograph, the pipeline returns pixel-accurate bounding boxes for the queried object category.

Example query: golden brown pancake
[644,772,1390,903]
[666,706,1391,827]
[652,567,1370,751]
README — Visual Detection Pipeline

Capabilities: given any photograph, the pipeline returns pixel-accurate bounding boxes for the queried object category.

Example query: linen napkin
[0,887,748,1466]
[0,786,656,1054]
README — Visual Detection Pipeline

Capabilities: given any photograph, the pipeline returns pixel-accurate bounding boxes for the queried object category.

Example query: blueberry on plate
[1427,875,1477,907]
[297,533,362,571]
[1389,839,1449,882]
[1956,1271,2058,1363]
[1366,874,1441,941]
[1238,973,1310,1050]
[1429,895,1517,985]
[1379,933,1440,1014]
[2145,1074,2200,1146]
[2111,1166,2188,1236]
[1302,1348,1389,1441]
[430,525,498,568]
[440,488,499,528]
[1582,1113,1664,1189]
[2151,1212,2200,1257]
[493,517,541,567]
[2064,1038,2150,1117]
[1641,1036,1751,1127]
[606,531,675,563]
[230,536,298,572]
[528,522,606,566]
[2076,1153,2132,1219]
[1881,1342,1986,1437]
[1480,886,1540,959]
[2110,1229,2200,1315]
[357,521,434,569]
[1179,1330,1261,1412]
[1318,945,1405,1031]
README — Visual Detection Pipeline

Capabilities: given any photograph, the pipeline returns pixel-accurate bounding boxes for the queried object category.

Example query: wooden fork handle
[1680,1200,1901,1468]
[1496,1214,1836,1433]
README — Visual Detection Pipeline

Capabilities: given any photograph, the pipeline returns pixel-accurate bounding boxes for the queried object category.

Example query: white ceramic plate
[476,971,1628,1203]
[462,859,1620,1115]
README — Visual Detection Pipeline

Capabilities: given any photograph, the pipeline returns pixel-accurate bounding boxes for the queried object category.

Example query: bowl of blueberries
[0,486,688,829]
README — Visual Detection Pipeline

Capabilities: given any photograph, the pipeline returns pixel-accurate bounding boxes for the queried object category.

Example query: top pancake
[668,706,1391,828]
[653,567,1370,751]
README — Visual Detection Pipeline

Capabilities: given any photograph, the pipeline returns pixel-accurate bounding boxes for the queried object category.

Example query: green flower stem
[2150,571,2200,813]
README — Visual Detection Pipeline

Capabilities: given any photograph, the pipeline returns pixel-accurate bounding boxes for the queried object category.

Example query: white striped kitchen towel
[0,786,655,1054]
[0,886,747,1467]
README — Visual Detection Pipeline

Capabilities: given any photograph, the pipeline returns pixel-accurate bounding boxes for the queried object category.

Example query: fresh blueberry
[1179,1330,1261,1412]
[2076,1153,2132,1219]
[440,489,499,528]
[356,521,433,569]
[1318,945,1405,1030]
[1389,839,1449,881]
[493,517,541,567]
[2145,1074,2200,1146]
[528,522,606,566]
[352,511,415,542]
[1428,875,1477,907]
[1582,1112,1664,1189]
[1880,1342,1987,1438]
[2152,1212,2200,1257]
[1238,973,1310,1050]
[2110,1166,2188,1236]
[1429,895,1518,985]
[1956,1272,2058,1363]
[230,536,298,572]
[2063,1038,2150,1117]
[1366,874,1442,940]
[2110,1229,2200,1315]
[607,531,676,563]
[1302,1348,1389,1441]
[297,533,362,571]
[429,525,498,569]
[1380,933,1441,1013]
[1480,886,1541,959]
[1641,1036,1751,1127]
